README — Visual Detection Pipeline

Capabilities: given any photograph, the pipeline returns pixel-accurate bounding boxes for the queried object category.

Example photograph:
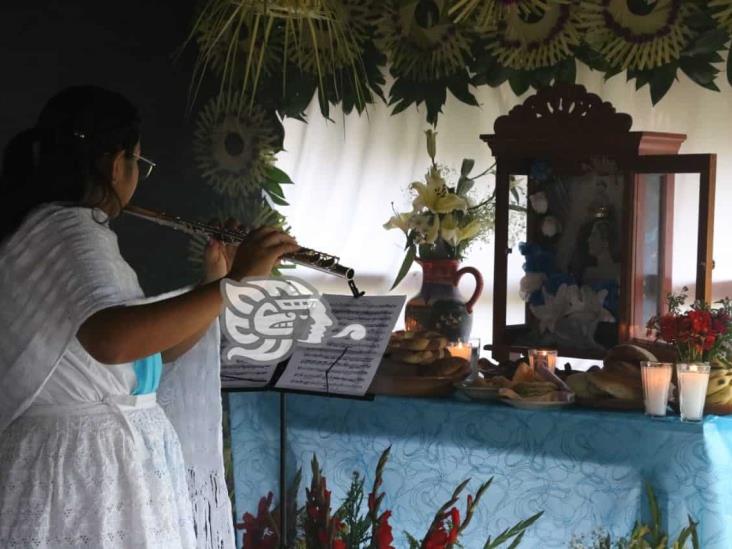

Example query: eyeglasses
[133,153,156,181]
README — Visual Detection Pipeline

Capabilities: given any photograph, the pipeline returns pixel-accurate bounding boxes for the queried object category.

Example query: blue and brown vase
[404,258,484,342]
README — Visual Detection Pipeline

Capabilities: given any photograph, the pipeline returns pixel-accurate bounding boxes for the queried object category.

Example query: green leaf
[680,57,720,89]
[447,77,479,107]
[649,64,677,104]
[390,245,416,290]
[267,165,293,184]
[483,511,543,549]
[460,158,475,177]
[555,58,576,83]
[508,72,530,96]
[683,29,729,58]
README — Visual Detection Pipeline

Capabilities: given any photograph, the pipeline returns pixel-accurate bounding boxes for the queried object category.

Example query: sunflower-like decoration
[483,0,582,71]
[378,0,474,82]
[193,96,282,198]
[709,0,732,31]
[187,196,289,268]
[377,0,477,124]
[449,0,553,31]
[581,0,696,71]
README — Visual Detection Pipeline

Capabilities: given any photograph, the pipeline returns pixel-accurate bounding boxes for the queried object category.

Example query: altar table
[228,393,732,548]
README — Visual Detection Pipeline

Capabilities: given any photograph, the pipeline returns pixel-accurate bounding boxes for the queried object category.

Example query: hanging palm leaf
[483,0,582,71]
[186,0,366,113]
[449,0,553,31]
[193,95,283,198]
[377,0,477,124]
[581,0,696,71]
[288,0,386,116]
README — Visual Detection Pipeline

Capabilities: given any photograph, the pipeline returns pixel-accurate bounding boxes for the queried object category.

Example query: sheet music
[275,295,405,396]
[219,335,279,389]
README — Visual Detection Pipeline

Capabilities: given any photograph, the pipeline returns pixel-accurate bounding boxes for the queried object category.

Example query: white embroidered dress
[0,204,233,549]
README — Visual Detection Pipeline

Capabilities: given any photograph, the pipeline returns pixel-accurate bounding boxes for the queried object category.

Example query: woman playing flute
[0,86,298,548]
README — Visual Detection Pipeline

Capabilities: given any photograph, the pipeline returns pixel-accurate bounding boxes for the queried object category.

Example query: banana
[707,374,732,395]
[705,386,732,405]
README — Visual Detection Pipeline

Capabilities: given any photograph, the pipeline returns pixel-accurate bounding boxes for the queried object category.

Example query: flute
[122,205,355,280]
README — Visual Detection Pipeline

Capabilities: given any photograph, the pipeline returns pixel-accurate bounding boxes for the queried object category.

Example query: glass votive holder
[447,340,472,362]
[640,361,672,417]
[528,348,558,373]
[676,363,711,422]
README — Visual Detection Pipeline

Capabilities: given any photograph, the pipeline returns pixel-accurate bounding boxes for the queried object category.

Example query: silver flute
[123,205,355,280]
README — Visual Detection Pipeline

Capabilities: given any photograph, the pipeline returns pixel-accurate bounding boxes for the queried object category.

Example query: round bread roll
[566,372,607,399]
[604,344,657,366]
[587,371,643,400]
[603,360,642,379]
[388,331,449,352]
[393,348,447,365]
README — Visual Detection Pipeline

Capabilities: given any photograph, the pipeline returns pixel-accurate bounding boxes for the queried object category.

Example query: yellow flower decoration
[383,212,412,234]
[409,213,441,244]
[709,0,732,33]
[377,0,474,81]
[485,1,582,70]
[449,0,553,31]
[194,96,280,198]
[581,0,696,71]
[410,168,468,214]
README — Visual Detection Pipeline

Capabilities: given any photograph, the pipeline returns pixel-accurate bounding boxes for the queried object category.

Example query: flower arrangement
[236,447,542,548]
[384,129,524,289]
[646,287,732,364]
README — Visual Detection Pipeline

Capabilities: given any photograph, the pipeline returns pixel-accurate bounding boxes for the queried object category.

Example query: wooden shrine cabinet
[481,84,716,361]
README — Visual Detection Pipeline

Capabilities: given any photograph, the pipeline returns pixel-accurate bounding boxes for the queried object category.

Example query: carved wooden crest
[493,84,633,137]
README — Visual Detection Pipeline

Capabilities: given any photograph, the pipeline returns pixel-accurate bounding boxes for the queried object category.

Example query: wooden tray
[369,357,471,397]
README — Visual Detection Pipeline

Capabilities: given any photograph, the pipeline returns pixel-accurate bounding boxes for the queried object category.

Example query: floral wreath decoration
[377,0,479,125]
[580,0,729,104]
[193,95,285,198]
[470,0,582,97]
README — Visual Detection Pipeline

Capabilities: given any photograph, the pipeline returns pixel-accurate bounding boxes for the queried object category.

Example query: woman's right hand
[228,227,300,279]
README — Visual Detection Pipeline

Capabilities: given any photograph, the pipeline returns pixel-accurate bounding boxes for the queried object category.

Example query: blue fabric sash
[132,353,163,395]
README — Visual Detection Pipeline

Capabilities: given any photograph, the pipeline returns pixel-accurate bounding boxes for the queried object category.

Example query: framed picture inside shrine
[481,84,716,361]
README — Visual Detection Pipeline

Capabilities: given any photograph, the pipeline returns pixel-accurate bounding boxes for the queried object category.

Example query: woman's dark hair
[0,85,140,240]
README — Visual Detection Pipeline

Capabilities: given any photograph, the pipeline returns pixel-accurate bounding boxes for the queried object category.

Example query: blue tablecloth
[229,393,732,548]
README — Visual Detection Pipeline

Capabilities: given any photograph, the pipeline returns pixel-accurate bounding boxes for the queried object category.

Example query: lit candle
[528,349,557,373]
[677,363,711,422]
[641,362,672,416]
[447,341,472,361]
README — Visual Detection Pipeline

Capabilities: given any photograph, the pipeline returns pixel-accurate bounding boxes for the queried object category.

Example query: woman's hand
[229,226,299,279]
[201,219,239,284]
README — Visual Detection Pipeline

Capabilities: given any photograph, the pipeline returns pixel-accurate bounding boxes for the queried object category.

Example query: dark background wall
[0,0,219,294]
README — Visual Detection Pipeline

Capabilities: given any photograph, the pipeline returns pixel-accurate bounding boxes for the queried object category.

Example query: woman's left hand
[201,219,239,284]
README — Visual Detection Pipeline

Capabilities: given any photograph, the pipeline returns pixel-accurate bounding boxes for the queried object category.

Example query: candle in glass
[677,363,711,422]
[528,349,558,373]
[447,340,472,361]
[640,361,672,416]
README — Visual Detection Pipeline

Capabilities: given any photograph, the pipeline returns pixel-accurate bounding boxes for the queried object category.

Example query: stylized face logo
[221,277,339,365]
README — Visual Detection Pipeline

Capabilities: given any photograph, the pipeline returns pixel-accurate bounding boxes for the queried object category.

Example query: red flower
[688,310,711,334]
[447,508,460,543]
[424,526,449,549]
[704,334,716,351]
[236,492,278,549]
[374,511,395,549]
[332,540,347,549]
[659,315,678,342]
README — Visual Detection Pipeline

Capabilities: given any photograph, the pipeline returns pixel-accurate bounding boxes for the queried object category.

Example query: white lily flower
[411,167,467,214]
[383,212,412,234]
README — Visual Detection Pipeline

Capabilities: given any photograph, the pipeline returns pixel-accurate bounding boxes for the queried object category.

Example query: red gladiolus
[448,508,460,543]
[374,511,395,549]
[332,540,347,549]
[424,526,449,549]
[236,492,278,549]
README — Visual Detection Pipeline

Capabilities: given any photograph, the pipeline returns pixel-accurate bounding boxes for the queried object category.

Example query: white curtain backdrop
[274,66,732,348]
